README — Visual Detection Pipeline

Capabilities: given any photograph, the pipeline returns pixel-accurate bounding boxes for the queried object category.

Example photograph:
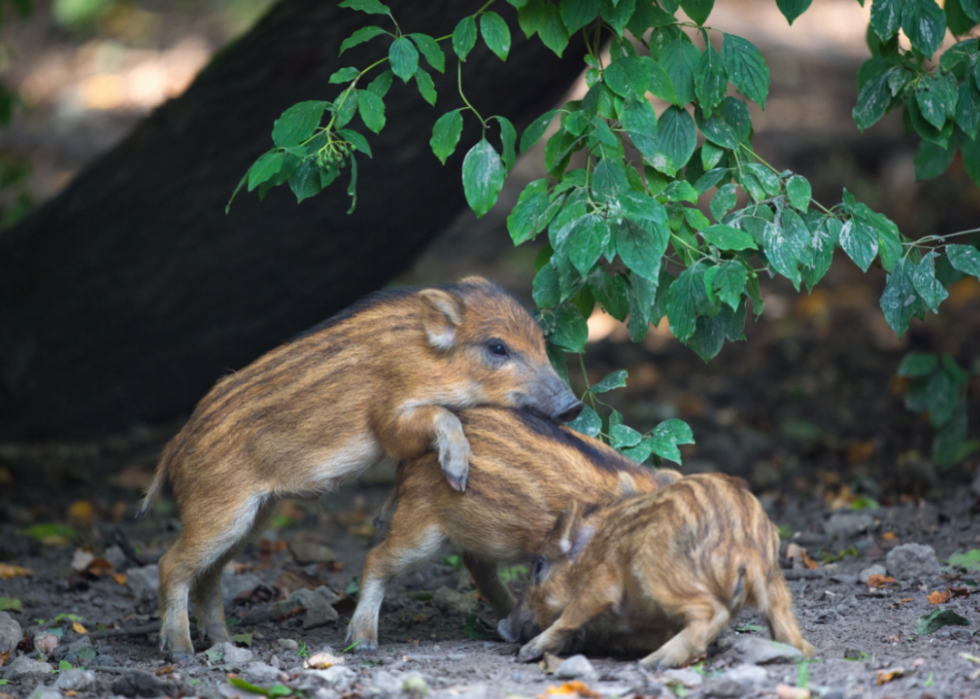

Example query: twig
[86,623,163,640]
[84,665,134,674]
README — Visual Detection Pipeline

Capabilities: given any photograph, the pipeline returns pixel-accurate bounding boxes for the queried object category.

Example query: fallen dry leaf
[867,574,897,589]
[112,572,127,585]
[928,589,951,604]
[847,440,876,466]
[538,652,563,675]
[825,484,855,511]
[0,649,7,667]
[0,563,33,579]
[112,501,128,522]
[882,531,898,541]
[67,500,96,528]
[802,549,819,569]
[304,651,345,670]
[72,621,87,634]
[71,549,95,572]
[154,665,175,676]
[108,465,154,490]
[775,684,811,699]
[540,681,601,698]
[786,544,819,570]
[949,587,971,598]
[875,667,905,685]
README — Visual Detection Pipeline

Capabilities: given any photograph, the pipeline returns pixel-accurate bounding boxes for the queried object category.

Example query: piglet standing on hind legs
[501,473,816,669]
[137,277,583,661]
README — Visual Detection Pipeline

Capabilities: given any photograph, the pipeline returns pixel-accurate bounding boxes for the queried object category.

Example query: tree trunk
[0,0,586,441]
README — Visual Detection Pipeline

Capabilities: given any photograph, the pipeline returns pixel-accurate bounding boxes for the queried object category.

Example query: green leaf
[915,609,970,635]
[481,11,512,61]
[712,260,748,310]
[340,26,388,55]
[927,363,961,426]
[776,0,812,25]
[539,3,570,57]
[599,0,636,35]
[430,109,464,165]
[591,369,628,394]
[248,151,283,192]
[947,244,980,279]
[956,75,980,140]
[616,219,669,280]
[590,269,630,321]
[339,0,391,15]
[853,66,894,131]
[965,135,980,186]
[462,139,506,218]
[627,272,659,342]
[898,352,939,378]
[660,35,701,106]
[914,139,955,180]
[533,262,561,308]
[389,36,419,82]
[763,211,808,290]
[697,167,729,194]
[650,419,695,464]
[409,33,446,73]
[521,109,559,153]
[680,0,714,25]
[702,141,725,170]
[916,79,952,131]
[647,105,697,176]
[561,0,599,34]
[689,312,726,361]
[414,67,437,106]
[567,404,602,437]
[453,16,478,60]
[840,218,879,272]
[880,257,927,336]
[346,155,359,213]
[518,0,547,37]
[871,0,902,40]
[367,69,393,97]
[329,66,360,84]
[272,101,328,147]
[0,597,22,612]
[744,163,780,197]
[709,183,737,221]
[494,116,517,171]
[621,99,659,157]
[722,34,769,109]
[911,252,949,312]
[605,56,649,101]
[934,403,973,468]
[962,0,980,21]
[288,161,322,203]
[610,423,643,449]
[667,263,701,342]
[337,129,372,159]
[358,89,386,133]
[902,0,947,57]
[950,549,980,571]
[702,223,757,250]
[232,633,254,648]
[694,44,728,112]
[508,181,560,244]
[786,175,811,210]
[565,214,610,274]
[642,56,677,104]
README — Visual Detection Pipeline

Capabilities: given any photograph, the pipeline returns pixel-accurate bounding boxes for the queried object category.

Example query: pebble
[103,545,128,571]
[447,653,467,661]
[662,668,702,687]
[432,587,478,616]
[301,665,358,691]
[111,670,165,698]
[0,611,22,653]
[733,637,804,665]
[886,543,940,581]
[272,587,340,629]
[403,673,431,698]
[823,512,874,540]
[245,660,282,684]
[221,572,264,603]
[289,539,338,564]
[127,565,160,599]
[28,687,63,699]
[2,655,54,681]
[276,638,299,652]
[55,668,97,692]
[209,641,254,669]
[858,564,887,584]
[367,670,403,698]
[554,654,595,680]
[702,664,768,697]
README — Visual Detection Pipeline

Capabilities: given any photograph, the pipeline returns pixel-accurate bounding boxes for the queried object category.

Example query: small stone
[242,603,273,625]
[56,668,97,692]
[221,572,264,603]
[733,637,804,665]
[300,665,357,692]
[245,661,282,684]
[662,668,702,687]
[703,664,767,697]
[432,587,478,616]
[886,543,941,581]
[28,687,63,699]
[367,670,403,699]
[34,632,60,656]
[275,638,299,652]
[630,680,665,697]
[2,656,54,681]
[289,539,338,565]
[210,641,253,669]
[823,512,874,540]
[0,611,23,653]
[858,564,887,585]
[103,545,128,571]
[111,670,165,698]
[447,652,466,661]
[402,673,430,698]
[272,587,340,629]
[127,565,160,599]
[554,654,595,680]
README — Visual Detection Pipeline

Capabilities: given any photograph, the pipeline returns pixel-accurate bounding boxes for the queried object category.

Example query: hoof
[352,639,379,654]
[517,643,544,663]
[167,649,195,664]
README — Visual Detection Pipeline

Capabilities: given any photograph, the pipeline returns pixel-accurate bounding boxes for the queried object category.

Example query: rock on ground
[886,543,941,580]
[299,665,358,692]
[221,572,264,602]
[823,512,873,540]
[55,668,97,692]
[111,670,166,698]
[554,654,595,679]
[858,564,887,584]
[2,655,54,681]
[272,587,340,629]
[432,587,478,616]
[703,664,768,697]
[28,687,63,699]
[733,637,804,665]
[210,641,254,669]
[245,660,282,684]
[0,611,22,653]
[127,564,160,599]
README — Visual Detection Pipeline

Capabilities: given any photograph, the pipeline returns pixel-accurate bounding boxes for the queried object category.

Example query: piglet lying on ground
[501,472,816,668]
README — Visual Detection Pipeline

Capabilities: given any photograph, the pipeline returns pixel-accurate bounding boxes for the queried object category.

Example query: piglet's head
[418,277,582,423]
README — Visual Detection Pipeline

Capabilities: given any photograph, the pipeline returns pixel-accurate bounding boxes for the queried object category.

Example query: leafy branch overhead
[231,0,980,465]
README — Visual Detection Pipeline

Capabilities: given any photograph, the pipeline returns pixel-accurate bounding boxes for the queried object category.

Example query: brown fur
[347,406,681,651]
[507,473,815,668]
[139,277,581,660]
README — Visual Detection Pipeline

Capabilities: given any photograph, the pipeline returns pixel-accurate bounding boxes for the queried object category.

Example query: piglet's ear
[554,501,580,556]
[419,289,464,350]
[617,471,639,497]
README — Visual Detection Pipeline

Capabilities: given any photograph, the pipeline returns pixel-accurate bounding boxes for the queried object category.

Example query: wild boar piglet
[501,473,816,669]
[138,277,582,660]
[346,406,681,651]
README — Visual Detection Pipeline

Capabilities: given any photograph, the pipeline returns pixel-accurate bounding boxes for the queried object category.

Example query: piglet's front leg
[518,593,617,663]
[380,405,470,492]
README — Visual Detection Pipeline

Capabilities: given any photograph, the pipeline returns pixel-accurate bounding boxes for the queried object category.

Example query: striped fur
[140,277,580,660]
[346,406,681,651]
[509,473,815,668]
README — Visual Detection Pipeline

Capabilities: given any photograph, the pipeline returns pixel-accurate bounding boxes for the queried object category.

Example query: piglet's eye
[488,341,509,357]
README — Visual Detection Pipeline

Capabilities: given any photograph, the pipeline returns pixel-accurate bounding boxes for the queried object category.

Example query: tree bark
[0,0,586,440]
